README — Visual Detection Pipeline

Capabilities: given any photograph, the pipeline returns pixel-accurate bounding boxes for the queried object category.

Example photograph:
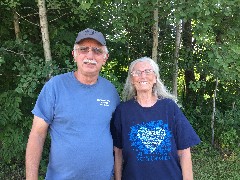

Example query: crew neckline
[133,98,160,110]
[70,71,99,88]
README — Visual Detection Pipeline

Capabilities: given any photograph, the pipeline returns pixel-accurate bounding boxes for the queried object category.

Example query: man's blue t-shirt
[32,72,120,180]
[112,98,200,180]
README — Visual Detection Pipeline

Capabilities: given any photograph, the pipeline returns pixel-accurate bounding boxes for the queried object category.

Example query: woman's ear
[154,75,157,83]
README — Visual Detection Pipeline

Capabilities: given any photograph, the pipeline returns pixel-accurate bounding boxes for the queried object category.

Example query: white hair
[122,57,176,101]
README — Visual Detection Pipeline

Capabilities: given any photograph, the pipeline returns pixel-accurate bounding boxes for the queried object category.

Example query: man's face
[73,38,108,77]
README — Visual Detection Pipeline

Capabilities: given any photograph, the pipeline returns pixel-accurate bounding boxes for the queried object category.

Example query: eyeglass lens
[76,46,104,55]
[131,69,154,76]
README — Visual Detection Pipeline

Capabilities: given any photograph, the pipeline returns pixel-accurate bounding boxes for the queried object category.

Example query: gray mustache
[83,59,97,64]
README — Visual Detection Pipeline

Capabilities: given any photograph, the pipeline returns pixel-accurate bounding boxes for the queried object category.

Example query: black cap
[75,28,106,45]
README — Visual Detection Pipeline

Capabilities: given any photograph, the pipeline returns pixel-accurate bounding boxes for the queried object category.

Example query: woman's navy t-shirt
[112,98,200,180]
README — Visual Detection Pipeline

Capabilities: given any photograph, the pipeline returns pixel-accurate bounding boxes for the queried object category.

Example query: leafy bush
[0,91,28,163]
[215,103,240,155]
[183,103,213,142]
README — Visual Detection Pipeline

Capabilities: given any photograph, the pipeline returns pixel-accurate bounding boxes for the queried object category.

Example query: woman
[112,57,200,180]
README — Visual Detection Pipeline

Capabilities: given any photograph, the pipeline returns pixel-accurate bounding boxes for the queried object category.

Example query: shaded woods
[0,0,239,179]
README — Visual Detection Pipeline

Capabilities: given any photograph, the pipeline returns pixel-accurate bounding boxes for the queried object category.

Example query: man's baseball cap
[75,28,106,45]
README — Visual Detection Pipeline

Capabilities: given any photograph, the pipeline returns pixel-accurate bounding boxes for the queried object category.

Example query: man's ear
[103,53,109,65]
[72,50,76,62]
[105,53,109,60]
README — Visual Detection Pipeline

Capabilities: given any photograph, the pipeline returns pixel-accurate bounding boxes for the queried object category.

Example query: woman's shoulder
[157,98,181,110]
[158,97,176,104]
[117,98,135,109]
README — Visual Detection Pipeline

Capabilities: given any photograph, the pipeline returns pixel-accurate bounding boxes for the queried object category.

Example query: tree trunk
[38,0,52,62]
[211,77,218,145]
[173,20,181,97]
[152,2,158,62]
[182,20,196,106]
[13,8,21,41]
[211,29,223,146]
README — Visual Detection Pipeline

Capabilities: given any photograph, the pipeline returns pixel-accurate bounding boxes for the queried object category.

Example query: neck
[74,71,98,85]
[136,93,158,107]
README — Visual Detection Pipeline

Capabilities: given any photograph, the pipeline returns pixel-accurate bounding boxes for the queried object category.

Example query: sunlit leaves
[0,0,21,9]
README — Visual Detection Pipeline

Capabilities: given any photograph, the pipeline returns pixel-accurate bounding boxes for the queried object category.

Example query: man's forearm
[25,132,45,180]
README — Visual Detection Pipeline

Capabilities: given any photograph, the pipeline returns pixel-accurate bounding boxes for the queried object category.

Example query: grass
[0,163,25,180]
[192,143,240,180]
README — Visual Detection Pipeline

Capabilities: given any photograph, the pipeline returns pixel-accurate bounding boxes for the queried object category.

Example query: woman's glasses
[131,69,155,77]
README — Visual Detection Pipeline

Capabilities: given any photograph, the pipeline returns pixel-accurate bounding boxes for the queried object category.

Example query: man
[26,28,120,180]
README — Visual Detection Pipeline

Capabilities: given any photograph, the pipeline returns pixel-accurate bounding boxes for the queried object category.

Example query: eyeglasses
[131,69,155,77]
[74,46,104,55]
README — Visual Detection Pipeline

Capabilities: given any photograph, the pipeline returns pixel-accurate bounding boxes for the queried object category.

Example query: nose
[139,73,147,77]
[86,49,94,59]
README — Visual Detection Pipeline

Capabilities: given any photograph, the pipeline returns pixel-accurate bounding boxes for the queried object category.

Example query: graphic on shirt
[129,120,172,161]
[97,99,110,106]
[137,126,166,153]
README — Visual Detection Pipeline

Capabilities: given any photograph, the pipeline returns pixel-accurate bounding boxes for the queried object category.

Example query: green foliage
[189,80,206,92]
[0,0,240,178]
[101,60,124,95]
[0,91,22,126]
[183,102,213,142]
[0,0,21,8]
[0,56,5,66]
[206,44,240,81]
[0,162,25,180]
[193,142,240,180]
[14,57,61,98]
[1,127,27,163]
[219,128,239,154]
[0,91,30,164]
[215,103,240,155]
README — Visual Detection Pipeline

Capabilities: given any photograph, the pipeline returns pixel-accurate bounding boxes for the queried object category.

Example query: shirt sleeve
[111,105,123,149]
[31,79,55,124]
[173,103,201,150]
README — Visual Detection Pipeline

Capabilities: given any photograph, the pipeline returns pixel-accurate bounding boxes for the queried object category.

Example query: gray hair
[73,44,109,57]
[122,57,176,101]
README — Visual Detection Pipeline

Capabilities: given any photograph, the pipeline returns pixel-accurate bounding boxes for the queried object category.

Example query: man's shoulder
[47,72,72,84]
[98,76,116,88]
[51,72,72,80]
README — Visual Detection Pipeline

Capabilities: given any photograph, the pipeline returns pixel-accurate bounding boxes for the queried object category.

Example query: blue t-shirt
[32,72,120,180]
[112,98,200,180]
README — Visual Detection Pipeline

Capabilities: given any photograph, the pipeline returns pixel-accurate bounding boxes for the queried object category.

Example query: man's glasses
[131,69,155,77]
[75,46,104,55]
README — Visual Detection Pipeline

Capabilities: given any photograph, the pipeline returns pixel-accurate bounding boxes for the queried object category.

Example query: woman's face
[131,61,157,94]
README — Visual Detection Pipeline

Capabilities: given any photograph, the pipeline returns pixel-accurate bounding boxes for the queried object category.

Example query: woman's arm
[114,146,123,180]
[177,147,193,180]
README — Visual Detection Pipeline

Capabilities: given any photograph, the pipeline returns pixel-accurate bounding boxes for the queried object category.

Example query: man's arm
[178,147,193,180]
[114,146,123,180]
[25,115,49,180]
